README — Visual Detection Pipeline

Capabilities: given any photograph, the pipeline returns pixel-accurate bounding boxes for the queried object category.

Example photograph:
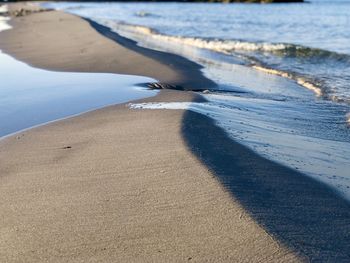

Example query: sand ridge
[0,6,302,262]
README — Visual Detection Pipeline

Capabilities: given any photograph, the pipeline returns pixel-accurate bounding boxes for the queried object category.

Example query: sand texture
[1,4,350,262]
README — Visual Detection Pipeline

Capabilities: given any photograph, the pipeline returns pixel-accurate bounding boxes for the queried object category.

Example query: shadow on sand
[182,109,350,262]
[89,17,350,261]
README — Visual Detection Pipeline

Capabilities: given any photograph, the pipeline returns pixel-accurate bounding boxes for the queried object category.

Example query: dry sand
[0,4,215,91]
[0,4,349,262]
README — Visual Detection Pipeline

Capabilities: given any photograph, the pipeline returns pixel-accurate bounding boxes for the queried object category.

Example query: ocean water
[46,0,350,105]
[46,1,350,200]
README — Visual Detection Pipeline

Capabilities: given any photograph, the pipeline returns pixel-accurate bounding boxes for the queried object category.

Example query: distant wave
[100,19,350,110]
[111,23,341,95]
[116,23,292,53]
[113,22,350,62]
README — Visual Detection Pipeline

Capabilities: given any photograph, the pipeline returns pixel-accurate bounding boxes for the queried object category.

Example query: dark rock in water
[147,82,184,90]
[146,82,216,92]
[2,7,54,18]
[62,146,72,149]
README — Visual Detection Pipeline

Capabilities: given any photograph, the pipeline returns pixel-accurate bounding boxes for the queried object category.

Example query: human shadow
[88,16,350,261]
[182,108,350,262]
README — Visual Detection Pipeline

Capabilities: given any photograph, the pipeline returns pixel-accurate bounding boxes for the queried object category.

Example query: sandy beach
[1,3,350,262]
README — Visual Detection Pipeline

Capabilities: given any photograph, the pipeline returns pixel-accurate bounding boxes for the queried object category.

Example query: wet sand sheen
[0,3,349,262]
[0,51,156,138]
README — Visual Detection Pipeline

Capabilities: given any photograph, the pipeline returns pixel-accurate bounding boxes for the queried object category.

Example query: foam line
[0,5,11,32]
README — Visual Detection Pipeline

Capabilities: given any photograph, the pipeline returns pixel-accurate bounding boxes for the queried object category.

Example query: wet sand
[0,3,349,262]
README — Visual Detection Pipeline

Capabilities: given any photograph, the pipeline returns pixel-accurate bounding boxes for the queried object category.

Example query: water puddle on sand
[0,51,157,138]
[0,7,157,138]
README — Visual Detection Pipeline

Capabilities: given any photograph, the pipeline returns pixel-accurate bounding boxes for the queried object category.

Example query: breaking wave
[252,65,323,97]
[0,5,11,32]
[114,22,350,61]
[108,21,350,106]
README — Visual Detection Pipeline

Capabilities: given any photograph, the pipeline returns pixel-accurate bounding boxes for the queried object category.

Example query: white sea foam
[252,65,323,97]
[129,102,193,110]
[0,5,11,32]
[0,5,8,13]
[114,22,291,53]
[109,22,326,99]
[45,1,350,109]
[0,17,11,32]
[129,99,350,200]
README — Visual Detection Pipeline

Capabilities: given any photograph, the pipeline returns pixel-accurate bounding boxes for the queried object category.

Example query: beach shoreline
[1,3,350,262]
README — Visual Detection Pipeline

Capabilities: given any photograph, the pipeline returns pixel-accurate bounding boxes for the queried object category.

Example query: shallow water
[0,49,156,137]
[47,0,350,105]
[0,5,157,137]
[121,25,350,200]
[46,1,350,200]
[102,17,350,200]
[130,63,350,200]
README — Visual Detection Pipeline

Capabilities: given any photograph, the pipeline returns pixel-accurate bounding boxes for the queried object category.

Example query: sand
[0,3,349,262]
[0,4,215,91]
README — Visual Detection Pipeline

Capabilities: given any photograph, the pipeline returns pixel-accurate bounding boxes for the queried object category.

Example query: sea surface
[46,1,350,200]
[47,0,350,105]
